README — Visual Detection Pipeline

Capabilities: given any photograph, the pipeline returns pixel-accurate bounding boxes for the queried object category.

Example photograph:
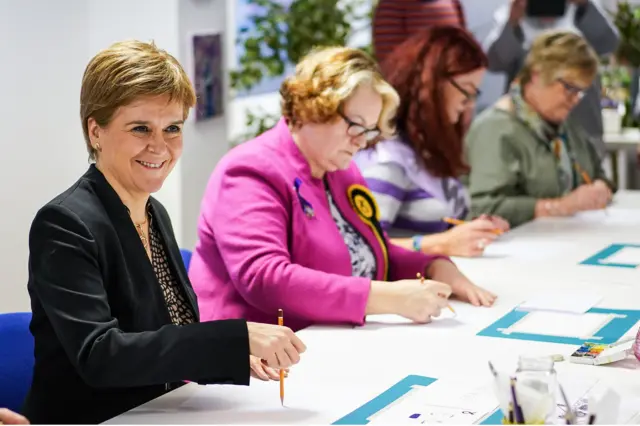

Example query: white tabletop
[107,191,640,425]
[604,128,640,149]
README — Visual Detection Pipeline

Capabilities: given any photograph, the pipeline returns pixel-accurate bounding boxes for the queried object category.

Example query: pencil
[573,162,592,185]
[278,308,284,406]
[559,384,574,425]
[442,217,502,235]
[417,273,456,316]
[510,378,525,424]
[574,160,609,214]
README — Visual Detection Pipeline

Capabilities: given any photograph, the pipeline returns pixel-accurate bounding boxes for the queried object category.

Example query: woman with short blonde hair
[24,40,305,424]
[465,30,615,227]
[190,46,485,331]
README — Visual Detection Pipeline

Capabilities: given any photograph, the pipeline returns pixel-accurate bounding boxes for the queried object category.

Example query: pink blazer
[189,118,449,331]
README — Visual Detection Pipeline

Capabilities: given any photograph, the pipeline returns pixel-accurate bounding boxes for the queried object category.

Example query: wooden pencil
[417,273,456,316]
[278,308,284,406]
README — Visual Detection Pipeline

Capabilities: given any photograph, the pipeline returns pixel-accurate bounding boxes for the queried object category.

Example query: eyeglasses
[338,110,381,142]
[448,78,481,105]
[557,78,587,100]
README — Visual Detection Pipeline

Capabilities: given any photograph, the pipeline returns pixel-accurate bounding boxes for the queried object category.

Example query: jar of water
[514,356,558,423]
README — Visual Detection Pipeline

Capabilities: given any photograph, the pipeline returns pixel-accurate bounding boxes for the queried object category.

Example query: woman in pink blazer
[189,47,496,332]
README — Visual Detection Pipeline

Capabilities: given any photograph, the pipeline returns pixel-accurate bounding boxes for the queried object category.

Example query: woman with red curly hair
[189,46,494,330]
[356,26,509,270]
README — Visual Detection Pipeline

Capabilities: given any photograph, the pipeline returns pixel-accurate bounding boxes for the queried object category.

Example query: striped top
[373,0,466,63]
[354,139,469,238]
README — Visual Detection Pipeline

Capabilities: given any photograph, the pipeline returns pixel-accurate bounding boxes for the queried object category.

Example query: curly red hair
[380,26,487,178]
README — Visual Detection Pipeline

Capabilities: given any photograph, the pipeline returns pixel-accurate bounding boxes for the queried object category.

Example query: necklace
[134,217,150,254]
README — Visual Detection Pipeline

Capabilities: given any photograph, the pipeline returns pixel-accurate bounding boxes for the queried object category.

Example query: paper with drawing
[366,380,497,424]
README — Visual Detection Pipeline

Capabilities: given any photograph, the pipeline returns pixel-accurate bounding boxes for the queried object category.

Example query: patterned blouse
[148,213,196,326]
[324,182,378,279]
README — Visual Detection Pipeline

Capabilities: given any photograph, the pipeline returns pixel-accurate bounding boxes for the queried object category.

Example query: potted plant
[612,0,640,68]
[609,0,640,128]
[231,0,372,144]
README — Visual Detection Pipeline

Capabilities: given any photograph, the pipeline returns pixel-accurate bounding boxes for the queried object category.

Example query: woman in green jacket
[464,30,615,227]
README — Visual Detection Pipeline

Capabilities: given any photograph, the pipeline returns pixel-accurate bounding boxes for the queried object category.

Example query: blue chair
[180,248,193,272]
[0,312,34,412]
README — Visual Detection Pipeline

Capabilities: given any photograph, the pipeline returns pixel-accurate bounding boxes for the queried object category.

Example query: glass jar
[514,356,558,424]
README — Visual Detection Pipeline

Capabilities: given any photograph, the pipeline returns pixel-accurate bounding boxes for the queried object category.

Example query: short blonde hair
[280,46,399,139]
[518,30,599,86]
[80,40,196,160]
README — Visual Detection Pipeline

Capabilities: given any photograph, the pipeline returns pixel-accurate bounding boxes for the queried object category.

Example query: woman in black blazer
[22,40,306,425]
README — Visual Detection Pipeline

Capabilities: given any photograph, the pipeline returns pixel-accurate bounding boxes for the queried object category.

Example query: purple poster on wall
[193,33,224,120]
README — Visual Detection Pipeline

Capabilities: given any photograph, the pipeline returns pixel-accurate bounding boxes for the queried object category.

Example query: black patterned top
[325,182,378,279]
[148,215,196,326]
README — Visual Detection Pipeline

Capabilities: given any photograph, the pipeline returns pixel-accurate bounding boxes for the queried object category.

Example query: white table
[108,192,640,425]
[604,128,640,190]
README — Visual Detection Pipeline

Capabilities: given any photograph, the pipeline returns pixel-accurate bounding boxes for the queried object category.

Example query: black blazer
[23,165,250,424]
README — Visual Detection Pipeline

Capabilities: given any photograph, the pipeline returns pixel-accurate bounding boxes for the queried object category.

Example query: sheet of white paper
[603,247,640,265]
[518,290,603,314]
[482,240,574,261]
[365,309,457,326]
[505,311,613,339]
[573,208,640,225]
[366,381,497,425]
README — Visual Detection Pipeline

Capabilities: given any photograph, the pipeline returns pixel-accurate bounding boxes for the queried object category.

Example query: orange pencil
[574,162,592,184]
[443,217,502,235]
[417,273,456,316]
[277,308,284,406]
[574,163,609,213]
[443,217,465,226]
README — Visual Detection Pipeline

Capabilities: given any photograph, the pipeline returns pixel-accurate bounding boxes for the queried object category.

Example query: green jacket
[463,107,615,227]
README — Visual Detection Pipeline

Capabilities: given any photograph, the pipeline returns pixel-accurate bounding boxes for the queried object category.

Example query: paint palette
[569,340,635,366]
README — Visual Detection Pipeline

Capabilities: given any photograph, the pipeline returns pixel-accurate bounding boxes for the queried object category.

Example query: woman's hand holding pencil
[246,321,306,370]
[440,217,503,257]
[249,355,288,381]
[378,278,452,323]
[560,181,611,213]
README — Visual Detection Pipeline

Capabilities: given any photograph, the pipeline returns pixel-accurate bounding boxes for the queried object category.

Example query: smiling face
[88,95,184,199]
[297,84,383,176]
[443,68,485,123]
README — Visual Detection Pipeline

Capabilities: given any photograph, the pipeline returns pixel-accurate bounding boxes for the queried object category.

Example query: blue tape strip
[332,375,437,425]
[580,243,640,269]
[480,409,504,425]
[477,307,640,345]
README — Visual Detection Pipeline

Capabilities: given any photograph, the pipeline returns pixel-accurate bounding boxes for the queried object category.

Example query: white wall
[87,0,184,244]
[177,0,229,251]
[0,1,90,312]
[0,0,229,312]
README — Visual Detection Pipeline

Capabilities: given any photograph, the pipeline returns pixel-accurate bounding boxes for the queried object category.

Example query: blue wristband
[411,235,423,252]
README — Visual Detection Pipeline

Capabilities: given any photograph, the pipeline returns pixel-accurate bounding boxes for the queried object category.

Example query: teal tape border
[332,375,437,425]
[580,243,640,269]
[480,409,504,424]
[477,307,640,345]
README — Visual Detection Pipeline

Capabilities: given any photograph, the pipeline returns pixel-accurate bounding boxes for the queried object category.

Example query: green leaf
[230,0,375,138]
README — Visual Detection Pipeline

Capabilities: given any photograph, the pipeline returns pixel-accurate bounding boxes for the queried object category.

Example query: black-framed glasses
[338,110,381,142]
[557,78,587,100]
[448,78,481,104]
